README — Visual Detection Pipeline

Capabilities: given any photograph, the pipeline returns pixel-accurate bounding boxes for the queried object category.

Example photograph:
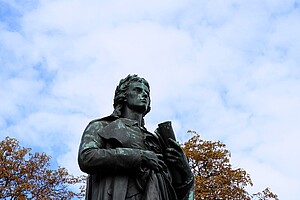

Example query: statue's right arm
[78,121,142,174]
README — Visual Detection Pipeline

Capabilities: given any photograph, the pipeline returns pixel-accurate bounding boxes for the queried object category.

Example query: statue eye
[134,87,142,93]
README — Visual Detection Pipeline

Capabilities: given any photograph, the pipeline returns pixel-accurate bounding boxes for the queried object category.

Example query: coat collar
[92,115,148,132]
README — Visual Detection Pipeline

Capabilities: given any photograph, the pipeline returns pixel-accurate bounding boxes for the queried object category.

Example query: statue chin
[128,104,148,114]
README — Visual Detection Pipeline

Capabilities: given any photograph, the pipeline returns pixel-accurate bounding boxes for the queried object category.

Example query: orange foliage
[0,137,85,200]
[182,132,279,200]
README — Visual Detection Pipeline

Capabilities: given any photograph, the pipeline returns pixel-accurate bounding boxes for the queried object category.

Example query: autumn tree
[182,132,279,200]
[0,136,85,200]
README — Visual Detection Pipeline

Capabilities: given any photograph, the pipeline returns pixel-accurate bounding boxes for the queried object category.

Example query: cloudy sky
[1,0,300,199]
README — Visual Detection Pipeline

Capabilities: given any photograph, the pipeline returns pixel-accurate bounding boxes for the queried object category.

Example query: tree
[182,132,279,200]
[0,136,85,200]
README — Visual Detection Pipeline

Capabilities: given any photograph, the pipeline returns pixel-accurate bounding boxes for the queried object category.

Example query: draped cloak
[78,116,194,200]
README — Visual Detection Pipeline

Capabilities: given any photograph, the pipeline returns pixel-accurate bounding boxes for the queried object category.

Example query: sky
[1,0,300,199]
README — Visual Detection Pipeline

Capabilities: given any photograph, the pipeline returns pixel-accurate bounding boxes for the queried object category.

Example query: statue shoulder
[84,115,118,133]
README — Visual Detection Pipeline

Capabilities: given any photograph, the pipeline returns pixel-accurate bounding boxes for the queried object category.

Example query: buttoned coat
[78,116,193,200]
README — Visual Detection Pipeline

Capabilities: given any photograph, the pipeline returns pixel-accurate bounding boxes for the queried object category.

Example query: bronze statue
[78,74,194,200]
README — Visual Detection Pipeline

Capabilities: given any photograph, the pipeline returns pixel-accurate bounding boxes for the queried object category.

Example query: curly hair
[112,74,151,118]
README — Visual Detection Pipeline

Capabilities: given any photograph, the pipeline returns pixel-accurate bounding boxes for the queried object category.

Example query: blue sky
[1,0,300,199]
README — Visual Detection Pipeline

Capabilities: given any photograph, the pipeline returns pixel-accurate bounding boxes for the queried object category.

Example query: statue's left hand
[164,138,193,180]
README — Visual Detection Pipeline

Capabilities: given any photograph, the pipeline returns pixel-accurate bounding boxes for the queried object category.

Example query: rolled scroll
[156,121,176,149]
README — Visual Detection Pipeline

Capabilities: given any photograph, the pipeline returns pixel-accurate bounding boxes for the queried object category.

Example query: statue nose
[142,91,148,98]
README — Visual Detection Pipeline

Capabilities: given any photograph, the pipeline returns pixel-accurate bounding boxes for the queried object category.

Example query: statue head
[112,74,151,118]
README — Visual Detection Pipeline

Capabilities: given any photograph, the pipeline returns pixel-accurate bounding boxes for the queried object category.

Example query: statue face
[126,82,150,114]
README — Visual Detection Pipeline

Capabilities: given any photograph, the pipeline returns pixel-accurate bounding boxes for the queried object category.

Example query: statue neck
[121,106,143,126]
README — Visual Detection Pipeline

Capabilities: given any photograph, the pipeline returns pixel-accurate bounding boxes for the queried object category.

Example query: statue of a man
[78,74,194,200]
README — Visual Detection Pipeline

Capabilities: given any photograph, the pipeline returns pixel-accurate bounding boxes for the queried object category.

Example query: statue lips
[139,98,148,105]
